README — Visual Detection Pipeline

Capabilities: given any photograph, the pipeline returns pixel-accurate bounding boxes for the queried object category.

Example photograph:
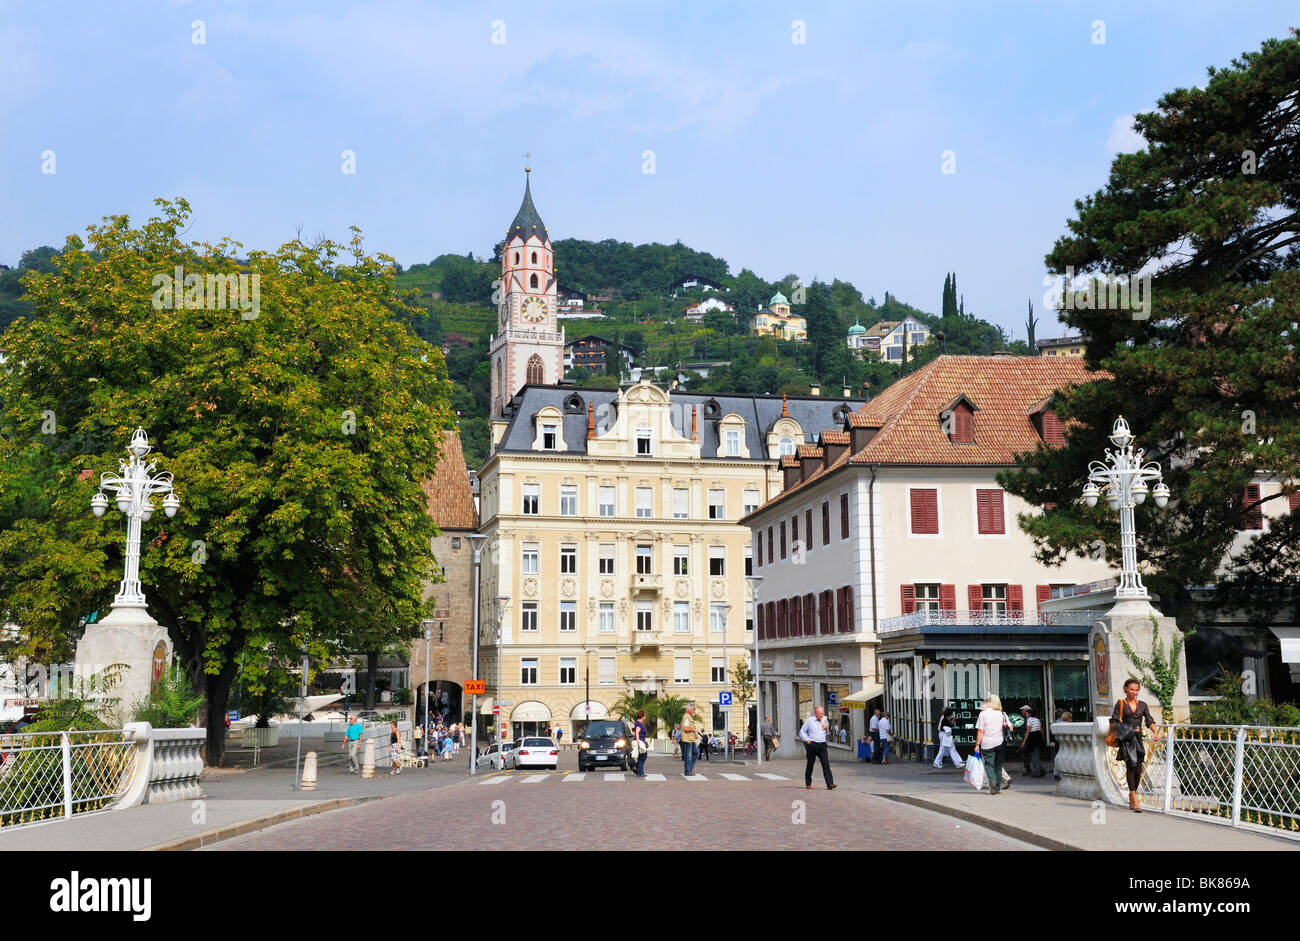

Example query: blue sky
[1,1,1294,340]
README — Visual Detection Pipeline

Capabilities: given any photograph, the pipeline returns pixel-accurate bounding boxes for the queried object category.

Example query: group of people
[413,720,465,763]
[339,714,467,776]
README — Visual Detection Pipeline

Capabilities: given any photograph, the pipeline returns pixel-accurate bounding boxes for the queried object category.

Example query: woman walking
[1112,678,1161,813]
[877,712,893,764]
[932,707,964,769]
[389,721,402,775]
[633,709,649,777]
[973,695,1012,794]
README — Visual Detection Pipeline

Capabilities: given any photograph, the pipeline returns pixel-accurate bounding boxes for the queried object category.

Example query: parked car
[514,737,559,770]
[577,719,633,772]
[476,742,517,771]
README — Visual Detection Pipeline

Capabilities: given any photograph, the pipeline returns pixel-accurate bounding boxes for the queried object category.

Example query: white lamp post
[467,533,488,774]
[746,574,763,766]
[1082,416,1170,600]
[493,595,509,752]
[421,618,434,758]
[718,603,731,761]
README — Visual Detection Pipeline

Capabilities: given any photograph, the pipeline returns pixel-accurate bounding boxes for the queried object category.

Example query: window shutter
[900,585,916,615]
[805,594,815,635]
[989,490,1004,534]
[842,586,854,632]
[1291,493,1300,513]
[977,489,990,533]
[822,502,830,544]
[806,509,813,548]
[1043,409,1064,444]
[840,493,850,538]
[939,584,956,610]
[1243,485,1263,530]
[968,584,983,611]
[1036,585,1051,607]
[1007,584,1024,612]
[757,604,765,639]
[911,489,938,534]
[910,490,923,532]
[767,602,776,640]
[756,536,763,567]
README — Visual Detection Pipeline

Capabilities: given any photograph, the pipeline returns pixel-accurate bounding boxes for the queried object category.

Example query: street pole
[719,603,731,761]
[493,596,509,753]
[468,534,487,774]
[422,619,433,759]
[294,650,307,791]
[747,575,763,767]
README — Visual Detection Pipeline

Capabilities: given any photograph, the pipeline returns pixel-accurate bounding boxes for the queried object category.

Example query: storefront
[570,700,609,740]
[510,700,552,741]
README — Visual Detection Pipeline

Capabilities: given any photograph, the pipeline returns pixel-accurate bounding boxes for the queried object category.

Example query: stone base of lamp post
[74,605,173,722]
[1088,602,1191,725]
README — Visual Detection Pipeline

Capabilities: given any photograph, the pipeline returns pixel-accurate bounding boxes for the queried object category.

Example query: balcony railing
[877,609,1096,635]
[1050,577,1120,600]
[631,573,662,593]
[632,631,662,652]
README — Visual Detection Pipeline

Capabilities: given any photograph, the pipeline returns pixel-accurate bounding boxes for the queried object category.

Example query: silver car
[475,741,517,770]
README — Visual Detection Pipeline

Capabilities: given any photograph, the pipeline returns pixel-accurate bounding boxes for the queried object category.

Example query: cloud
[1105,114,1146,155]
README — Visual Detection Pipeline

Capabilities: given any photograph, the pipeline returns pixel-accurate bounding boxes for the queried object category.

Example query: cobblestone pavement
[212,769,1038,851]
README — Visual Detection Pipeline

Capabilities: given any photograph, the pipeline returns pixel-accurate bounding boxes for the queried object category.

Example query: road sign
[719,691,732,706]
[497,700,514,707]
[492,705,500,715]
[827,691,838,706]
[464,680,486,695]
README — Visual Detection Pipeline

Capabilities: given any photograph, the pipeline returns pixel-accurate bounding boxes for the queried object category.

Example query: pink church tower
[490,168,563,416]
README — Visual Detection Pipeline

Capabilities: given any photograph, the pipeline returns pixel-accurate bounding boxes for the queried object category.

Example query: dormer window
[1042,409,1065,445]
[703,399,721,419]
[941,397,978,443]
[541,423,558,450]
[563,393,585,414]
[833,404,852,425]
[779,436,795,457]
[636,428,652,455]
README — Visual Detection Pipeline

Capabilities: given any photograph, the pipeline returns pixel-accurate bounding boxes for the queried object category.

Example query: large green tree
[0,199,453,761]
[999,35,1300,631]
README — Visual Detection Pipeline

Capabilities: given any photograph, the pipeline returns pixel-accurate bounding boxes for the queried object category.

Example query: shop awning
[478,697,495,715]
[570,701,609,719]
[842,684,884,709]
[510,701,552,722]
[1271,627,1300,663]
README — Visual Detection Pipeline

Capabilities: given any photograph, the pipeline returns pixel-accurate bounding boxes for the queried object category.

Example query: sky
[1,1,1295,341]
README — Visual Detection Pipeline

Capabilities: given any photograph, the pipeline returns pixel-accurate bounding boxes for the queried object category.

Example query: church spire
[507,171,549,243]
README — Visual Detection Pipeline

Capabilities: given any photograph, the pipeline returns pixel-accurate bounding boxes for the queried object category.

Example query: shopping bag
[964,753,985,790]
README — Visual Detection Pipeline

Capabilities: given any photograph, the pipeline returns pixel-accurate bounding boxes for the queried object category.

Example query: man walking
[1019,706,1045,777]
[800,706,836,790]
[760,715,775,760]
[342,714,364,773]
[680,704,701,777]
[869,708,882,764]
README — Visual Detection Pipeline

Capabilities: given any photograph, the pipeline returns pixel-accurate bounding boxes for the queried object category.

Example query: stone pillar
[361,738,376,778]
[301,751,318,790]
[74,605,173,723]
[1088,599,1190,724]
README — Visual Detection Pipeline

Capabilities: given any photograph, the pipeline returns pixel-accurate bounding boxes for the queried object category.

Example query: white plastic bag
[964,753,985,790]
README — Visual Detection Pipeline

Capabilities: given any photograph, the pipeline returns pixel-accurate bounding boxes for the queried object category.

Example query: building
[564,335,636,373]
[475,382,861,743]
[750,291,807,341]
[860,317,930,362]
[683,297,736,324]
[1036,336,1088,357]
[847,316,870,357]
[743,355,1114,760]
[671,274,727,294]
[409,430,479,727]
[490,169,564,416]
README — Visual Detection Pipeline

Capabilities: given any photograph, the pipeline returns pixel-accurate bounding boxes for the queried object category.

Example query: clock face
[521,297,548,324]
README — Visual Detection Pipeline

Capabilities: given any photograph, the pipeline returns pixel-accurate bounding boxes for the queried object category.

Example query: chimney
[800,448,822,482]
[809,384,820,396]
[842,386,851,398]
[822,435,848,467]
[586,403,595,439]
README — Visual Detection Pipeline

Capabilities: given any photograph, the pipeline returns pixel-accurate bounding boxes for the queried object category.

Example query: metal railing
[1111,725,1300,840]
[1049,577,1119,600]
[877,609,1096,634]
[0,730,138,827]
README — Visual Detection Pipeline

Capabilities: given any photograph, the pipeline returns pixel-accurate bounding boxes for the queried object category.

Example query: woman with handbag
[633,710,649,777]
[1110,678,1161,813]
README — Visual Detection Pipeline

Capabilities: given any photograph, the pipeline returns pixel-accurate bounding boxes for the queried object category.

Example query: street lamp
[421,618,435,759]
[1083,416,1171,600]
[718,603,731,761]
[467,533,488,774]
[493,595,509,749]
[746,574,764,766]
[91,428,179,609]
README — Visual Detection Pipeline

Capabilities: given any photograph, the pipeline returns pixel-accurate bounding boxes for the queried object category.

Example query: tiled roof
[820,430,850,445]
[422,430,477,530]
[797,444,824,458]
[847,412,885,428]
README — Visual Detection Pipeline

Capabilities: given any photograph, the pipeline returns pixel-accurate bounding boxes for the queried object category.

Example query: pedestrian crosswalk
[478,770,789,786]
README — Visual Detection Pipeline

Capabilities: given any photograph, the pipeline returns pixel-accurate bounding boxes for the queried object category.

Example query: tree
[1025,298,1038,352]
[652,694,688,735]
[998,35,1300,632]
[0,198,453,763]
[730,659,756,739]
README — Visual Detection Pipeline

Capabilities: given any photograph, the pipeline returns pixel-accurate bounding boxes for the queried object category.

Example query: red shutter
[780,522,787,558]
[766,602,775,640]
[842,586,854,632]
[756,535,763,567]
[1007,584,1024,613]
[1043,410,1064,444]
[806,594,816,636]
[968,584,983,611]
[822,591,833,634]
[767,527,773,561]
[976,490,991,533]
[791,514,799,547]
[900,584,916,615]
[1243,485,1263,530]
[757,604,765,639]
[989,490,1004,534]
[822,502,830,544]
[911,489,938,534]
[806,509,813,549]
[1036,585,1051,607]
[840,493,850,539]
[1291,493,1300,513]
[940,584,956,610]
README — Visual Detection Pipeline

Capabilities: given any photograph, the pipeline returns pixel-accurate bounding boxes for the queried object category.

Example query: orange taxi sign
[465,680,486,695]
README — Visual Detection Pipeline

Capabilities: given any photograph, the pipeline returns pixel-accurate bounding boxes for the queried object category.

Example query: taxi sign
[465,680,486,695]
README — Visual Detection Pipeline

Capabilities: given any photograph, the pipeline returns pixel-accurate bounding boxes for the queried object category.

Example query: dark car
[577,719,633,772]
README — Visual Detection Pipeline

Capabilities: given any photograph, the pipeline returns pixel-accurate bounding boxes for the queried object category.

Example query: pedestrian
[413,721,424,757]
[389,721,402,775]
[857,733,871,762]
[760,715,776,760]
[933,707,963,769]
[672,723,682,758]
[700,729,712,761]
[799,706,836,790]
[633,709,649,777]
[878,711,893,764]
[973,695,1012,794]
[342,714,364,773]
[838,725,848,745]
[1052,710,1072,781]
[1019,706,1045,777]
[555,725,563,745]
[869,708,882,764]
[1112,678,1161,813]
[680,705,701,776]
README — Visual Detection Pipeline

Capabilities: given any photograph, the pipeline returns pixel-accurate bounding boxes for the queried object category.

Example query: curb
[878,794,1079,851]
[145,797,379,851]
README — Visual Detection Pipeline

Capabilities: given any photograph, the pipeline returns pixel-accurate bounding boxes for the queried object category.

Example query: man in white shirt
[799,706,837,790]
[868,708,882,764]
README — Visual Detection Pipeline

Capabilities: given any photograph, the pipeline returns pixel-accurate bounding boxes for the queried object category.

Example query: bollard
[361,738,375,779]
[301,751,317,791]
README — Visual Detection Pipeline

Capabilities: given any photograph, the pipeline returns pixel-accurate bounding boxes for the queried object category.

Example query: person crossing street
[800,706,837,791]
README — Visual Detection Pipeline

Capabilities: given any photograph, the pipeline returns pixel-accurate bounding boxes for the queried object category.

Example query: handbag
[770,735,780,750]
[1106,700,1124,747]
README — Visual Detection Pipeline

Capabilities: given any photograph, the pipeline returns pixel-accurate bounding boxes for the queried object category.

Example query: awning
[510,701,552,722]
[478,697,495,715]
[571,701,609,720]
[841,684,884,709]
[1271,627,1300,663]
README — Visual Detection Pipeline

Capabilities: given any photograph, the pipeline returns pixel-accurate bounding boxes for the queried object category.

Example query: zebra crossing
[479,770,791,786]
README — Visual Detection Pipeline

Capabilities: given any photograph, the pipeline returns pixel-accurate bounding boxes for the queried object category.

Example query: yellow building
[750,291,807,341]
[1036,336,1088,357]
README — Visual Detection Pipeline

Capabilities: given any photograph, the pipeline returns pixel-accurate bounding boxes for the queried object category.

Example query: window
[915,584,940,611]
[530,251,538,264]
[822,501,830,545]
[636,602,654,632]
[598,486,615,516]
[779,436,795,456]
[1042,409,1065,445]
[820,590,834,634]
[673,546,689,575]
[711,657,726,684]
[529,273,539,290]
[1242,484,1263,531]
[560,544,577,574]
[710,604,727,633]
[976,489,1005,534]
[559,601,576,632]
[910,489,938,534]
[756,534,763,567]
[526,352,543,382]
[673,602,690,633]
[520,602,538,632]
[840,493,850,539]
[451,537,461,550]
[744,549,752,576]
[636,545,653,574]
[599,656,616,685]
[766,526,773,561]
[541,423,558,450]
[805,509,813,549]
[981,584,1007,614]
[674,656,691,685]
[745,616,754,633]
[791,514,799,548]
[521,544,539,574]
[673,487,689,519]
[708,488,725,520]
[950,404,974,443]
[743,489,760,515]
[837,586,854,633]
[521,483,539,515]
[560,484,577,516]
[520,658,538,685]
[725,429,741,457]
[779,521,786,559]
[709,546,725,576]
[636,487,653,518]
[599,602,615,633]
[636,428,652,455]
[513,252,519,265]
[598,544,615,574]
[559,658,577,685]
[886,346,902,361]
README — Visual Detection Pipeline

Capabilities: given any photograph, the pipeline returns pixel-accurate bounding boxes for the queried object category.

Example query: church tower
[490,169,563,416]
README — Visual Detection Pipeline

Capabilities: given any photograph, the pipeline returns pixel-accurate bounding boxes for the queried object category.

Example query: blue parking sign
[827,692,838,706]
[719,692,732,705]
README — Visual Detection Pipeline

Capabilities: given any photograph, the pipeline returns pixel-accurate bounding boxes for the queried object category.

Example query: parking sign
[719,692,732,706]
[827,691,838,706]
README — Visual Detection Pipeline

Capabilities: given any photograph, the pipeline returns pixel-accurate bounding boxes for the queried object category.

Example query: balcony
[632,631,662,652]
[631,573,662,593]
[877,609,1096,635]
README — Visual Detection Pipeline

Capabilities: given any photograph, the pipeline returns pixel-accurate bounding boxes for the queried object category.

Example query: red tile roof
[797,444,824,458]
[421,430,477,530]
[819,430,850,445]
